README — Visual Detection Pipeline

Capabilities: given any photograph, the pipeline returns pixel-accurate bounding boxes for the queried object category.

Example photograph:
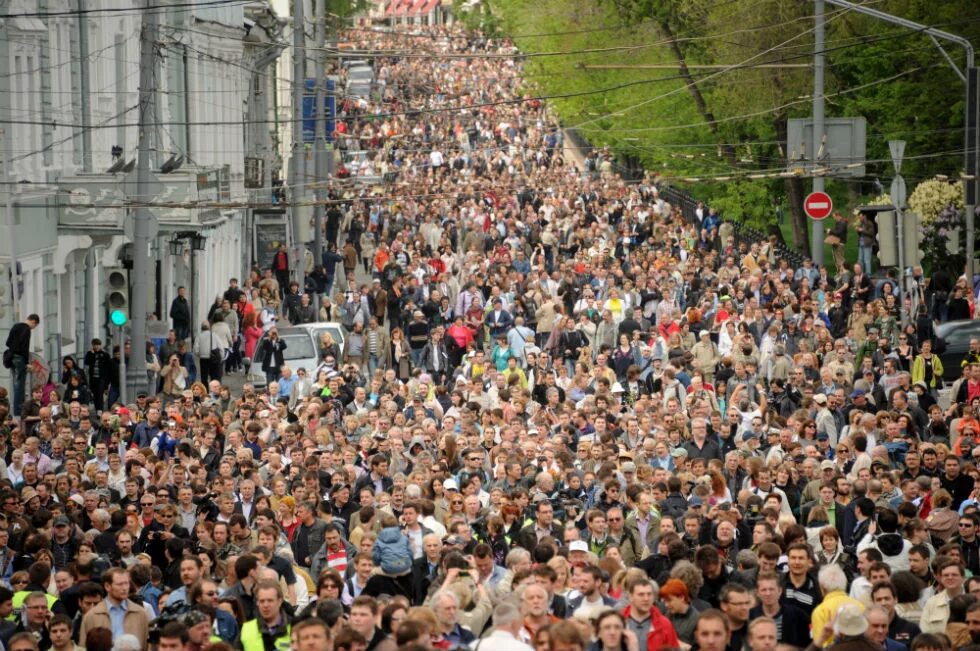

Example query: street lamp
[191,233,207,251]
[168,238,183,256]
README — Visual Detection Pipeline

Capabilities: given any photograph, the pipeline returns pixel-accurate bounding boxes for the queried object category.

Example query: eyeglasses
[141,502,153,507]
[961,522,975,528]
[204,591,218,596]
[607,517,622,522]
[451,500,463,505]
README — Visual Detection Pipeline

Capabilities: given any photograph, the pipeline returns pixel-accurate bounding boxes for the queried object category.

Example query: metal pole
[117,324,127,407]
[896,204,907,326]
[811,0,826,268]
[290,0,307,291]
[1,129,19,322]
[127,5,157,397]
[313,0,326,300]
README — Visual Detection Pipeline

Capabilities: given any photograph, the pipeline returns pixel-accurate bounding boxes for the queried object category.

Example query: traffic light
[902,211,923,266]
[875,210,898,267]
[105,267,129,325]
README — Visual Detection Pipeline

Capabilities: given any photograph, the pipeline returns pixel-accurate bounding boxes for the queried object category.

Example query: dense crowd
[3,21,980,651]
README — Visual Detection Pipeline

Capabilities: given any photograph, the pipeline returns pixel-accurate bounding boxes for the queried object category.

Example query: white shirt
[471,630,534,651]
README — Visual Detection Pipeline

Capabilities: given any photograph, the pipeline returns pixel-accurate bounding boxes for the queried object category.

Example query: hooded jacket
[856,532,911,571]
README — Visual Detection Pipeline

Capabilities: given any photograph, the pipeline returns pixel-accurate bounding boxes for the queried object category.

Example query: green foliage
[454,0,504,37]
[701,180,777,228]
[490,0,980,233]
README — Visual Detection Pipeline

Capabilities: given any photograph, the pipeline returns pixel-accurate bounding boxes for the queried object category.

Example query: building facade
[0,0,284,387]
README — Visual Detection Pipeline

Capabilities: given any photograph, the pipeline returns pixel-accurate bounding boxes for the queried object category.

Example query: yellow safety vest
[240,619,291,651]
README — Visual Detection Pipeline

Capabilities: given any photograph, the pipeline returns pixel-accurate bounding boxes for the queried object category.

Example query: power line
[0,0,250,19]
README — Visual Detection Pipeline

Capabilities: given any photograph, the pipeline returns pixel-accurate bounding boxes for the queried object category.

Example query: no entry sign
[804,191,833,220]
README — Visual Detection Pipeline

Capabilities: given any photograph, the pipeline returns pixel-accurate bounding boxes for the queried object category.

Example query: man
[411,534,443,606]
[518,584,558,645]
[516,500,563,551]
[47,615,77,651]
[83,338,112,413]
[472,600,534,650]
[79,568,149,644]
[871,580,921,646]
[4,314,39,417]
[223,555,259,622]
[164,556,203,608]
[240,579,291,651]
[749,571,809,648]
[959,513,980,577]
[782,542,821,616]
[433,590,475,648]
[692,610,732,651]
[354,454,394,497]
[719,583,752,651]
[622,578,680,651]
[867,605,905,651]
[309,523,355,581]
[170,287,191,341]
[567,565,616,613]
[811,564,864,646]
[941,457,974,510]
[745,617,778,651]
[235,479,259,525]
[4,592,52,651]
[293,618,331,651]
[291,501,327,571]
[348,595,396,651]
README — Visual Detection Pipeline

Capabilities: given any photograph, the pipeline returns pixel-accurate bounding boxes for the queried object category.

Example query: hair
[818,563,848,593]
[695,609,732,634]
[547,621,586,650]
[659,578,691,603]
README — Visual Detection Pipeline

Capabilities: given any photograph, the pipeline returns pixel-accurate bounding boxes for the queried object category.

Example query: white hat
[835,604,868,637]
[569,540,589,553]
[699,330,710,338]
[443,478,460,491]
[813,393,828,405]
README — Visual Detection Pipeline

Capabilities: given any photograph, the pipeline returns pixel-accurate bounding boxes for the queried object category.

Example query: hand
[445,567,460,584]
[814,620,836,646]
[623,629,640,651]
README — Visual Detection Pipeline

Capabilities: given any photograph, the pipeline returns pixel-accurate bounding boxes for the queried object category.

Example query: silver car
[247,322,346,388]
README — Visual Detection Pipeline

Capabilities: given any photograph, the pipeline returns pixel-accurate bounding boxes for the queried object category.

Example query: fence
[563,126,808,267]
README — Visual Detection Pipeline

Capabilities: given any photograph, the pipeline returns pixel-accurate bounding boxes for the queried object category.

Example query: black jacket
[5,323,31,358]
[515,522,564,552]
[169,296,191,327]
[260,338,287,373]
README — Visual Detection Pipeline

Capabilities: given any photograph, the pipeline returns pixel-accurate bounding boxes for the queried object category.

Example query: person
[471,600,534,650]
[78,568,148,645]
[691,610,731,651]
[260,329,287,385]
[83,339,112,413]
[921,558,965,634]
[240,579,291,651]
[170,287,191,342]
[827,212,849,273]
[4,314,39,417]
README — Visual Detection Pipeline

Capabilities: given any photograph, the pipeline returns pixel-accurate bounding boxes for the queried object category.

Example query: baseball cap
[569,541,589,553]
[443,478,460,491]
[699,330,709,338]
[849,388,866,398]
[813,393,828,405]
[621,462,637,473]
[53,516,71,527]
[688,496,703,507]
[820,460,835,471]
[670,448,689,458]
[816,432,830,441]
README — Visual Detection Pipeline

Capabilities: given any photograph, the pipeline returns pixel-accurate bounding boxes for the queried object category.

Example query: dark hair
[234,554,259,581]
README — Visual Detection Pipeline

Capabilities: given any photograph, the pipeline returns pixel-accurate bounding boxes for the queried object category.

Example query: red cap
[116,407,131,417]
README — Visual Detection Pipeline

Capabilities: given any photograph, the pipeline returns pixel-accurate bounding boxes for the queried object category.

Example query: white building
[0,0,284,387]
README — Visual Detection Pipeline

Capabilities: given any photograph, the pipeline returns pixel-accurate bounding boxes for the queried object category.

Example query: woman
[895,332,916,373]
[387,328,412,383]
[242,312,263,372]
[319,332,341,365]
[912,339,944,395]
[659,579,698,645]
[61,356,84,391]
[260,329,287,384]
[926,489,959,543]
[588,610,639,651]
[277,496,299,542]
[610,335,637,382]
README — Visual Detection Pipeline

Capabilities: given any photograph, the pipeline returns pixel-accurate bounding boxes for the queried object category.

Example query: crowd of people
[4,20,980,651]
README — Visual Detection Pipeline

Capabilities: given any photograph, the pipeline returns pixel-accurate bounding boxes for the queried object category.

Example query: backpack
[373,526,413,575]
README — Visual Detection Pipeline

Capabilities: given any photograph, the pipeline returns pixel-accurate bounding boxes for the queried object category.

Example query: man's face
[967,606,980,642]
[296,624,330,651]
[695,618,731,651]
[108,572,130,602]
[349,606,375,635]
[873,588,896,616]
[867,609,889,644]
[721,590,751,626]
[756,580,780,607]
[962,519,978,541]
[748,621,777,651]
[908,552,928,576]
[256,588,282,621]
[80,593,101,614]
[788,550,809,576]
[180,559,201,587]
[157,636,186,651]
[522,585,549,617]
[25,597,48,626]
[50,623,73,648]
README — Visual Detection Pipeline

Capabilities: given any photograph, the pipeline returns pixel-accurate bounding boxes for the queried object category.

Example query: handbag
[2,349,12,369]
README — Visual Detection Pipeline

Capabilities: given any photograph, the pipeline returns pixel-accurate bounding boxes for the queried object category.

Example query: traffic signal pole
[811,0,826,267]
[127,4,158,397]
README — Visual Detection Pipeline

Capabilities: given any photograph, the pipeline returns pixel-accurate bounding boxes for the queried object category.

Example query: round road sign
[804,191,833,220]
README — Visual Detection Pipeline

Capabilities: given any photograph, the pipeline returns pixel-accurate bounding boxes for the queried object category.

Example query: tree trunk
[660,21,737,166]
[775,116,809,254]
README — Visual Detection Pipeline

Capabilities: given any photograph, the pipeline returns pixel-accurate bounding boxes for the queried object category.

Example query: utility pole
[1,129,19,322]
[290,0,307,291]
[313,0,327,297]
[126,4,158,397]
[811,0,826,267]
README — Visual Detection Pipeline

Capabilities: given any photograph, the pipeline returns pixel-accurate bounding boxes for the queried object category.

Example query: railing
[563,127,808,267]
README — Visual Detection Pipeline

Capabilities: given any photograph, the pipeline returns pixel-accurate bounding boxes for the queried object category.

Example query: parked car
[247,322,346,388]
[936,319,980,380]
